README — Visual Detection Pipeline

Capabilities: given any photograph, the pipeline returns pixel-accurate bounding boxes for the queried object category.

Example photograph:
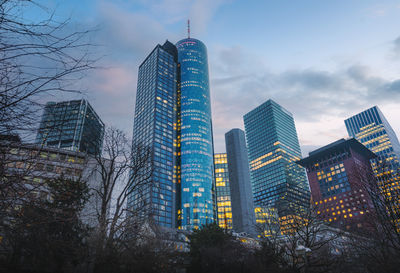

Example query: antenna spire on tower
[187,19,190,38]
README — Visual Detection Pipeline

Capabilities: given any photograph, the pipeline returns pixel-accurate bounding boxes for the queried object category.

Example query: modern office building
[225,128,256,235]
[36,99,104,156]
[128,36,214,230]
[243,99,310,234]
[345,106,400,224]
[297,138,377,231]
[176,38,214,230]
[214,153,232,230]
[127,41,178,228]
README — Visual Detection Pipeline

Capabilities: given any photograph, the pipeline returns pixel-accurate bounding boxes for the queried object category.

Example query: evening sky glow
[32,0,400,155]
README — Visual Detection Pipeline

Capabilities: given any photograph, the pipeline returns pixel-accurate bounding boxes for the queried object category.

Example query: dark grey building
[225,128,256,235]
[36,99,104,156]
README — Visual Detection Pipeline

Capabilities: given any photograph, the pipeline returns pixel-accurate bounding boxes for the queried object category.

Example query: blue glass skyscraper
[128,41,177,228]
[129,37,214,230]
[176,38,214,230]
[244,100,310,234]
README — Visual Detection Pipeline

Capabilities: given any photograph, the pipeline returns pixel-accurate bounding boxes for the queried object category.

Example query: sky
[31,0,400,156]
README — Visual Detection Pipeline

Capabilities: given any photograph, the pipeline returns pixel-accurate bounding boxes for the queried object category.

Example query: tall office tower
[345,106,400,224]
[225,129,256,235]
[297,138,377,231]
[36,99,104,156]
[127,41,178,228]
[176,38,214,229]
[243,99,310,234]
[214,153,232,230]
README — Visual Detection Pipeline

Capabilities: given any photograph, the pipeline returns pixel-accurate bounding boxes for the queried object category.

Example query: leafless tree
[88,127,154,272]
[0,0,96,138]
[257,204,346,273]
[346,161,400,273]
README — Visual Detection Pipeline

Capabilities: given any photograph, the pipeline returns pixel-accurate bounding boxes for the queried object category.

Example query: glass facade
[214,153,232,230]
[176,38,215,230]
[345,106,400,225]
[345,106,400,169]
[243,99,310,234]
[36,100,104,156]
[128,41,177,228]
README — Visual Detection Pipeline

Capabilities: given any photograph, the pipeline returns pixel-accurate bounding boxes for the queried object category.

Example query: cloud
[189,0,229,35]
[113,0,229,37]
[98,2,178,58]
[394,36,400,56]
[93,66,137,94]
[210,45,400,153]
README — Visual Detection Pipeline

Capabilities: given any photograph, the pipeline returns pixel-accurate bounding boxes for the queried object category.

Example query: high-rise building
[297,138,377,231]
[36,100,104,156]
[176,38,214,230]
[127,41,178,228]
[243,99,310,234]
[128,37,214,230]
[225,129,256,235]
[345,106,400,225]
[214,153,232,230]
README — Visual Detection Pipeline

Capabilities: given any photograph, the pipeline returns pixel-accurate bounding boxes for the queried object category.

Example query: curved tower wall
[176,38,214,229]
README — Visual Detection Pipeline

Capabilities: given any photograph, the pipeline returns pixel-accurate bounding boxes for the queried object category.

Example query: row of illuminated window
[308,153,350,172]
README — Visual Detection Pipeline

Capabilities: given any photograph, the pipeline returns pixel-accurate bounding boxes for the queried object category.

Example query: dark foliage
[0,176,91,273]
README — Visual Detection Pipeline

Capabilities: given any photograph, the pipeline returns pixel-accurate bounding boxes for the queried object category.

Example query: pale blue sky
[29,0,400,154]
